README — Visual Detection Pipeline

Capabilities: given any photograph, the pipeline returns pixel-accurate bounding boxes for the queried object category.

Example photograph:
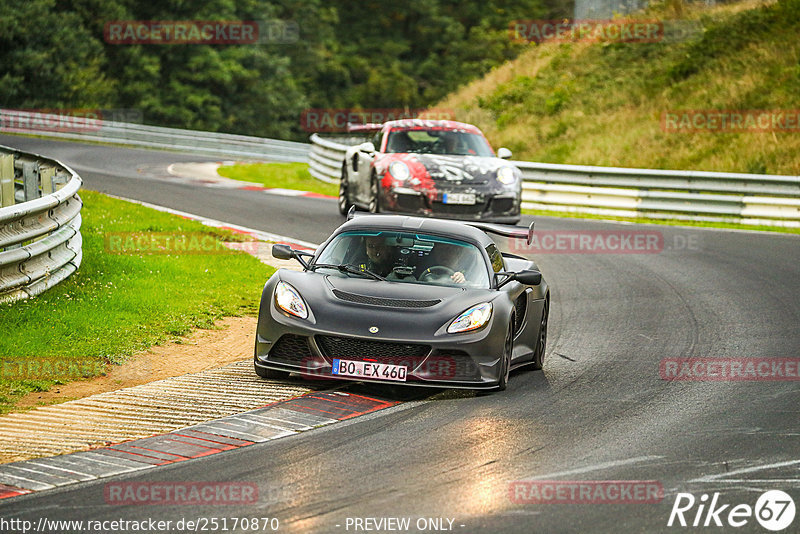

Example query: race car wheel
[255,361,290,380]
[532,295,549,370]
[338,163,351,215]
[368,173,380,213]
[497,323,513,391]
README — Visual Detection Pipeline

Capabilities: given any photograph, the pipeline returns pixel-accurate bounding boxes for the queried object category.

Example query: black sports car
[254,213,549,390]
[339,119,522,224]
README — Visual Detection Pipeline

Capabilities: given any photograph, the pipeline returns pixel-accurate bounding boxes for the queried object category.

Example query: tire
[254,360,290,380]
[496,323,514,391]
[532,295,549,370]
[368,173,380,213]
[338,163,351,216]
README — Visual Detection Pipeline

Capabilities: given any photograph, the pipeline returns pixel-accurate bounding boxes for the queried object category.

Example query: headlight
[447,302,492,333]
[275,281,308,319]
[497,166,517,185]
[389,161,411,181]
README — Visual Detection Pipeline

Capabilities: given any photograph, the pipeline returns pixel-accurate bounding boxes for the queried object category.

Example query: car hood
[380,154,511,184]
[325,274,466,300]
[276,269,498,339]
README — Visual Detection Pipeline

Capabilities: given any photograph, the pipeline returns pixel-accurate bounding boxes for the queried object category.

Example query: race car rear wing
[346,123,383,133]
[346,207,535,245]
[464,221,535,245]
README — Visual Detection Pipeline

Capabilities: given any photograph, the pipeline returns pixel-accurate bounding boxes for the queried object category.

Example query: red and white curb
[105,194,319,251]
[166,162,336,200]
[239,185,335,199]
[0,391,398,500]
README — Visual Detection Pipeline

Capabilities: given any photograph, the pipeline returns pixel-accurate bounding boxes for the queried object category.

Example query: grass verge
[0,190,273,414]
[218,162,337,197]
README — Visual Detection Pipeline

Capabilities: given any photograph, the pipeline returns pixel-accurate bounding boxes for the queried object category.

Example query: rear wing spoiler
[345,207,535,245]
[464,221,535,245]
[346,122,384,133]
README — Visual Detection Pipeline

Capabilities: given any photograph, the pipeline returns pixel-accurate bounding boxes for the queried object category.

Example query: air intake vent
[269,334,312,364]
[317,335,430,360]
[332,289,440,308]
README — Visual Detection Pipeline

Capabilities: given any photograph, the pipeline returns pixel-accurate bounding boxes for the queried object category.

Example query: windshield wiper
[309,263,385,281]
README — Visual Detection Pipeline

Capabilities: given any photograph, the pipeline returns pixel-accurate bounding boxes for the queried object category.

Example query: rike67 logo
[668,490,795,531]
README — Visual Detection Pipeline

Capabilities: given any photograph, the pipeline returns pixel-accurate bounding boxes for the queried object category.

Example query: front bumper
[255,306,506,389]
[382,185,520,224]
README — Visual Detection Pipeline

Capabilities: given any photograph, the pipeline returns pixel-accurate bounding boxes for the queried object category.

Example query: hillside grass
[438,0,800,176]
[0,191,273,413]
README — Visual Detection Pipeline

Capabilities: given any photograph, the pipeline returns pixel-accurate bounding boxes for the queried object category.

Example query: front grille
[395,193,425,211]
[490,197,515,213]
[332,289,440,308]
[429,176,489,186]
[269,334,312,364]
[432,201,488,216]
[317,335,430,361]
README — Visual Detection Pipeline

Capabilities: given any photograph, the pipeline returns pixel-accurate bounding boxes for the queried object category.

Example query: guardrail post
[53,169,69,191]
[0,153,13,207]
[40,165,55,196]
[23,162,39,201]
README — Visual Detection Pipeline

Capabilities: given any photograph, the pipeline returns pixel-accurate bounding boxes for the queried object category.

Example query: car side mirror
[272,244,312,269]
[496,269,542,289]
[358,142,376,153]
[497,147,512,159]
[272,244,293,260]
[514,269,542,285]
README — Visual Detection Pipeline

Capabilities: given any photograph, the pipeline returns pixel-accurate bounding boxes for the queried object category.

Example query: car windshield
[314,230,490,288]
[385,129,494,157]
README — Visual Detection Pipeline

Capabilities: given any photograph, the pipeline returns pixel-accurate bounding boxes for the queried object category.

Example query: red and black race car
[338,119,522,223]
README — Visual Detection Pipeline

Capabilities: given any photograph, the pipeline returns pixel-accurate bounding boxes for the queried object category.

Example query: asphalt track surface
[1,134,798,533]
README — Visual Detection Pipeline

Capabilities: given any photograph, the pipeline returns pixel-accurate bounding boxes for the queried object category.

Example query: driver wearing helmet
[387,131,414,154]
[443,132,460,155]
[360,236,395,277]
[422,243,472,284]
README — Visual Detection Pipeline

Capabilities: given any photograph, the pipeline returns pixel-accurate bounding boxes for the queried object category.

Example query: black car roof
[336,215,499,247]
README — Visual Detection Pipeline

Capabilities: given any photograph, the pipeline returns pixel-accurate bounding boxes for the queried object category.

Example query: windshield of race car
[385,129,494,157]
[314,230,491,288]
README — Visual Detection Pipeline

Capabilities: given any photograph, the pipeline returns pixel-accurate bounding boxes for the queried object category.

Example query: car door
[352,132,381,204]
[488,243,530,363]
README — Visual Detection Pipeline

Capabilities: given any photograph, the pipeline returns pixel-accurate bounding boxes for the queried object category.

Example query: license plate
[332,359,408,382]
[442,193,476,205]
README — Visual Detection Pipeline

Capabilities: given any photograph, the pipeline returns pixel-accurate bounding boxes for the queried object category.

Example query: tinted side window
[486,244,504,273]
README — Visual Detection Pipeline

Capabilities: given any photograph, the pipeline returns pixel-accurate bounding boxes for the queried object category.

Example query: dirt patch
[15,315,257,411]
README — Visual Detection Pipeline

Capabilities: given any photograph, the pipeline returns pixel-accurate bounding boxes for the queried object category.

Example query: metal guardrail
[308,135,363,184]
[309,134,800,227]
[0,109,310,163]
[0,145,82,303]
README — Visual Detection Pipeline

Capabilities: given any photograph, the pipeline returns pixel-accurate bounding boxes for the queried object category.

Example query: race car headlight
[275,281,308,319]
[447,302,492,333]
[497,166,517,185]
[389,161,411,181]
